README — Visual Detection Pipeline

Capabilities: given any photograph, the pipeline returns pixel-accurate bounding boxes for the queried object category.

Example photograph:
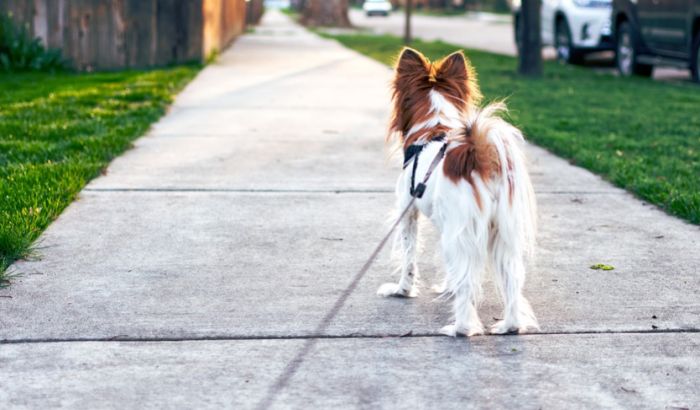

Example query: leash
[255,140,448,410]
[356,140,449,285]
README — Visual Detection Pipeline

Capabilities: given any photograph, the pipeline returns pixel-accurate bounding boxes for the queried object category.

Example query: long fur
[377,48,539,336]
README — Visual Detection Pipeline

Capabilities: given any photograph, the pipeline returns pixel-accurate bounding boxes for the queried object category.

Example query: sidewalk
[1,10,698,409]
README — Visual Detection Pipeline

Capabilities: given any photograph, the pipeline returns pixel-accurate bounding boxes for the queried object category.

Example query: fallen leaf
[590,263,615,271]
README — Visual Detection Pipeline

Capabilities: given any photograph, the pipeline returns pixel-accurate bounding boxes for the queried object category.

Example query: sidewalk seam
[3,328,698,345]
[81,188,626,194]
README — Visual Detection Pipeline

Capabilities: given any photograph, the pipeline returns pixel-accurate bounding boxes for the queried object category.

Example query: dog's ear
[434,50,482,106]
[395,47,429,76]
[390,48,430,140]
[435,51,468,81]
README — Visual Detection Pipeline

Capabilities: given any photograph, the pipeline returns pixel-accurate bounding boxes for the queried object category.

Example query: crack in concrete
[82,188,394,193]
[3,328,698,345]
[82,188,625,195]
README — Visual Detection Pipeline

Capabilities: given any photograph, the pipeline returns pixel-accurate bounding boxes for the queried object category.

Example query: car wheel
[691,31,700,83]
[615,21,653,77]
[555,18,584,65]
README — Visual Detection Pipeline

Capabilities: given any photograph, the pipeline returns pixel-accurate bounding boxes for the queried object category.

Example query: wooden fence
[0,0,257,71]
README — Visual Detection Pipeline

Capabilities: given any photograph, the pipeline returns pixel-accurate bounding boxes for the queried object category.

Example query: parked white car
[513,0,614,64]
[264,0,291,9]
[363,0,392,17]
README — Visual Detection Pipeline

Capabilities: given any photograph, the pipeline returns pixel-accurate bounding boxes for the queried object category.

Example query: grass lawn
[0,66,199,285]
[320,32,700,226]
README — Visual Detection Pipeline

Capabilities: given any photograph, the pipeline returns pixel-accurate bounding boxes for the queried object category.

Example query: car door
[653,0,690,56]
[638,0,689,56]
[637,0,659,49]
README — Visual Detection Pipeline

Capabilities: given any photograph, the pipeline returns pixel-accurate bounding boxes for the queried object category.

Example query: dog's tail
[445,102,537,257]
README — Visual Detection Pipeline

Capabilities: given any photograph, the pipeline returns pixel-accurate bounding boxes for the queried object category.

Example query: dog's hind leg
[439,232,485,337]
[489,230,538,334]
[377,205,419,298]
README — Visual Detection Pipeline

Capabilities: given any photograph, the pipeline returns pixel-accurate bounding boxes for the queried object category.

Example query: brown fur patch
[390,48,481,150]
[443,119,502,207]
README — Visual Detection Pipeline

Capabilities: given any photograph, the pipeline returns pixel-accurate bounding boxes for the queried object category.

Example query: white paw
[430,283,446,294]
[439,324,483,337]
[377,282,415,298]
[489,320,520,335]
[490,316,539,335]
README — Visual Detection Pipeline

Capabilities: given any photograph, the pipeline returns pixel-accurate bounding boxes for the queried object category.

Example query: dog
[377,48,539,336]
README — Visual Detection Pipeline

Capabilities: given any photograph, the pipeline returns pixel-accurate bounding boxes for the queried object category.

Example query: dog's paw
[490,316,539,335]
[430,283,446,294]
[489,320,520,335]
[377,283,415,298]
[439,324,483,337]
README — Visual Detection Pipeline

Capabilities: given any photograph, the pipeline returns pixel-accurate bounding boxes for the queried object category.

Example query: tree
[404,0,413,45]
[517,0,542,77]
[301,0,351,27]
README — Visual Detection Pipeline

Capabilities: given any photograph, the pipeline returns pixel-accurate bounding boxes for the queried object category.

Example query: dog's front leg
[377,206,419,298]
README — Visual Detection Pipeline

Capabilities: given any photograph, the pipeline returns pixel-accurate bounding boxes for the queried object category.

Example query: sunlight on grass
[0,66,200,281]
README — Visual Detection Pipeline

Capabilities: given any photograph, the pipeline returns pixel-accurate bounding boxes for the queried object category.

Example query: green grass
[280,7,299,18]
[320,32,700,225]
[0,66,199,285]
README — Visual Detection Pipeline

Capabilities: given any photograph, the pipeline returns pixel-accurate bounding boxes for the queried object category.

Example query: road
[349,9,691,82]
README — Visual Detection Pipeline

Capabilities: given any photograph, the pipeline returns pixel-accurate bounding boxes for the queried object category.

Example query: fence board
[0,0,247,71]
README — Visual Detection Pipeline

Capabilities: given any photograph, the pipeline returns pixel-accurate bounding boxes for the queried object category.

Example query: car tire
[615,21,653,77]
[691,31,700,83]
[555,18,584,65]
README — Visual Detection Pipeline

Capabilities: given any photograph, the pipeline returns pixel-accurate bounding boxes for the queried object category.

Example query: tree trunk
[301,0,351,27]
[517,0,542,77]
[404,0,413,45]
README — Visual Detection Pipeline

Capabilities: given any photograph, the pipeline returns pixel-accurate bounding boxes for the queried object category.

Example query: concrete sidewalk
[1,10,699,409]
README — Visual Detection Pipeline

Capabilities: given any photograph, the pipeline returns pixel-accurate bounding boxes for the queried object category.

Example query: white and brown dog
[377,48,539,336]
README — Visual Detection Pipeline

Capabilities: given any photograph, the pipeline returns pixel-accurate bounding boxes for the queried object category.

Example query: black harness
[403,133,448,198]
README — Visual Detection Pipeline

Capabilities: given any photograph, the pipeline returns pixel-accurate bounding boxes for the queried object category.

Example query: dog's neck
[403,89,464,147]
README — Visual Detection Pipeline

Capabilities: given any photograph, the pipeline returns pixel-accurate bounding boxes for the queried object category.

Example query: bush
[0,12,64,72]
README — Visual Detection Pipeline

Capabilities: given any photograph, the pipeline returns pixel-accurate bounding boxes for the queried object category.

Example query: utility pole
[404,0,413,45]
[517,0,542,76]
